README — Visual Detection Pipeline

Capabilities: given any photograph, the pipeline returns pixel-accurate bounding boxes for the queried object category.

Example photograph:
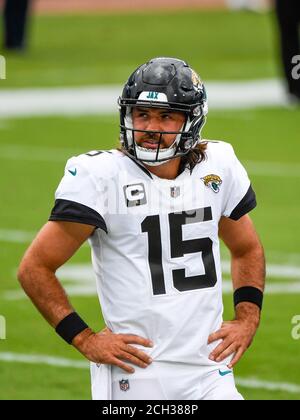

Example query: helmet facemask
[119,57,208,166]
[119,100,207,166]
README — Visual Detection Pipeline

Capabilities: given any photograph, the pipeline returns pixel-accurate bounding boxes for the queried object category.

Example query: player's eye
[138,112,148,118]
[161,114,171,120]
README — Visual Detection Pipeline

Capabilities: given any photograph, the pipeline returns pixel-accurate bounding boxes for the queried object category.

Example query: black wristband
[55,312,89,344]
[234,286,263,310]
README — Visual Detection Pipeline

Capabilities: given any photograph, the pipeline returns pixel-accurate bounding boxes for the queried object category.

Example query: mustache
[140,133,164,142]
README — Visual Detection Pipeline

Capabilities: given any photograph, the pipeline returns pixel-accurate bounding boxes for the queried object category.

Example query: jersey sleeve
[49,156,107,232]
[222,146,257,220]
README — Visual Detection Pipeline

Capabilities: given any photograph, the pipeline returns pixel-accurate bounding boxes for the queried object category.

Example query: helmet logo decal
[201,174,222,193]
[146,91,159,100]
[191,69,202,93]
[138,91,168,102]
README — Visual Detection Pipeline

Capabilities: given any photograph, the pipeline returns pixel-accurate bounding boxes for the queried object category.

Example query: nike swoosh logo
[68,168,77,176]
[218,369,232,377]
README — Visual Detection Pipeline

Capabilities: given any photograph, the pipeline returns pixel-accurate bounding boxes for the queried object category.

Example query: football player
[18,57,265,400]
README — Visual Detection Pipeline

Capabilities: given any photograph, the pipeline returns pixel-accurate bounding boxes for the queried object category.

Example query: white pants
[91,361,243,400]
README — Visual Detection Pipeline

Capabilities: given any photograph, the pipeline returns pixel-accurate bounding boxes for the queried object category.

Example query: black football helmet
[118,57,208,166]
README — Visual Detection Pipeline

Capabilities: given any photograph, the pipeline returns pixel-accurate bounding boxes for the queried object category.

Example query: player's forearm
[231,242,265,292]
[230,243,265,325]
[18,263,74,328]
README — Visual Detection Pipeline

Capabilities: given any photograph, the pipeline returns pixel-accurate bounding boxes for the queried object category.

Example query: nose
[145,116,161,132]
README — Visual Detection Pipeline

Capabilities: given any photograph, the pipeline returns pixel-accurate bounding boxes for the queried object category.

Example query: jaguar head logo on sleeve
[201,174,223,193]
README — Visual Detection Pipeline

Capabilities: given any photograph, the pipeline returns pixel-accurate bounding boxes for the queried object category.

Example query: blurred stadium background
[0,0,299,400]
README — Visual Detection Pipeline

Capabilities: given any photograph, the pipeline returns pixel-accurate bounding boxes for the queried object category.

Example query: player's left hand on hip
[207,319,258,369]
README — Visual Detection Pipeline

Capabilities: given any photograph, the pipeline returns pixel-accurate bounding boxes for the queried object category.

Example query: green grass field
[0,9,278,87]
[0,10,300,400]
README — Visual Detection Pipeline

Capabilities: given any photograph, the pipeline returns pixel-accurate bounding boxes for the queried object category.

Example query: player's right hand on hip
[72,327,153,373]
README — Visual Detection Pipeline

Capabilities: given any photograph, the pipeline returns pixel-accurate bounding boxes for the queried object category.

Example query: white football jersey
[50,141,256,367]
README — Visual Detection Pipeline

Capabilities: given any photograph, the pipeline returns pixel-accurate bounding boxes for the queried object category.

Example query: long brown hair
[180,141,207,173]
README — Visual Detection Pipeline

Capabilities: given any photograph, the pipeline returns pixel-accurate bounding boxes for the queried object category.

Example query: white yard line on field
[2,261,300,301]
[2,230,300,281]
[5,281,300,300]
[0,144,81,163]
[223,281,300,294]
[221,261,300,281]
[1,143,300,177]
[0,351,299,395]
[243,161,300,178]
[0,352,88,369]
[0,229,90,244]
[0,85,122,118]
[0,79,288,119]
[234,377,300,395]
[0,229,36,243]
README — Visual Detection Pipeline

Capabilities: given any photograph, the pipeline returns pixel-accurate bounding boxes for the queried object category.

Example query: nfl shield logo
[170,186,180,198]
[119,379,130,392]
